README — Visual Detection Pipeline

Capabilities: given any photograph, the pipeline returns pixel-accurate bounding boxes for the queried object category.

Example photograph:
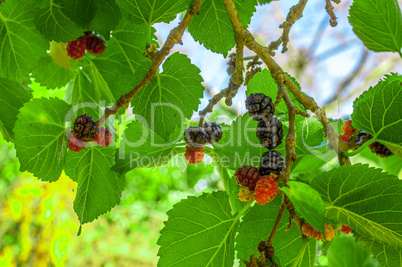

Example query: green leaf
[0,78,32,142]
[61,0,122,34]
[131,53,204,140]
[65,145,125,224]
[235,196,309,265]
[328,235,372,267]
[157,191,238,267]
[87,19,153,98]
[291,155,327,177]
[310,164,402,248]
[0,1,49,82]
[112,120,179,174]
[297,239,317,267]
[212,114,273,170]
[348,0,402,54]
[294,115,326,155]
[355,233,402,267]
[219,166,245,214]
[35,1,83,42]
[31,56,75,89]
[117,0,189,25]
[188,0,257,56]
[351,78,402,147]
[13,98,71,181]
[282,181,325,234]
[70,66,115,118]
[246,69,306,115]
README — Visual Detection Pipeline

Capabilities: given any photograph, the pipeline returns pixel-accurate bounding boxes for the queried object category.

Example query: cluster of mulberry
[341,120,393,158]
[67,31,106,60]
[233,93,285,205]
[67,114,113,152]
[302,222,335,241]
[183,122,223,164]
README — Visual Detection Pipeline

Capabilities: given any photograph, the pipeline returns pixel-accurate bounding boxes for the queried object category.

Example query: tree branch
[96,0,203,128]
[199,40,244,125]
[223,0,348,165]
[269,0,308,53]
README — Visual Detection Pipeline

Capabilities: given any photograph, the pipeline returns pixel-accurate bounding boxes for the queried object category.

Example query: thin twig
[199,42,244,125]
[266,195,286,246]
[325,0,338,27]
[269,0,308,53]
[96,0,203,128]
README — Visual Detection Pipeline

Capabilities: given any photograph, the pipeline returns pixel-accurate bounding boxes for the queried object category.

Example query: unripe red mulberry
[67,131,87,152]
[93,127,113,147]
[66,36,87,60]
[254,176,278,205]
[342,119,357,137]
[86,36,106,55]
[184,146,204,164]
[340,225,352,235]
[302,222,335,241]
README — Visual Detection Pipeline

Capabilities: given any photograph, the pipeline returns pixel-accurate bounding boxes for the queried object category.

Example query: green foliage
[328,235,374,267]
[31,55,75,89]
[349,0,402,54]
[235,196,313,265]
[0,1,49,82]
[117,0,189,25]
[352,75,402,145]
[282,181,325,233]
[65,145,125,223]
[355,233,402,267]
[188,0,257,56]
[310,164,402,248]
[14,98,71,182]
[0,78,32,142]
[62,0,122,35]
[212,114,268,170]
[35,1,84,42]
[157,191,238,266]
[132,52,204,140]
[113,120,180,174]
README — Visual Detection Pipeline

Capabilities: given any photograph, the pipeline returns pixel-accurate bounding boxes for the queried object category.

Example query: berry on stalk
[339,133,351,142]
[86,35,106,55]
[259,150,285,177]
[184,126,208,147]
[340,225,352,235]
[254,176,278,205]
[369,142,393,158]
[256,116,284,149]
[302,223,335,241]
[234,165,261,191]
[66,36,87,60]
[68,131,87,152]
[203,122,223,144]
[245,93,275,120]
[73,114,98,141]
[184,146,204,164]
[238,186,254,202]
[93,127,113,147]
[341,119,357,137]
